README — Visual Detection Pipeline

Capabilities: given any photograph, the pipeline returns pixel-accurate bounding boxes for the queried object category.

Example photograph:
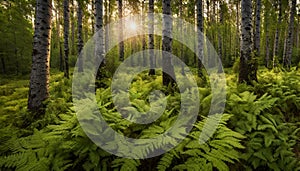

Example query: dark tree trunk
[162,0,176,86]
[236,0,240,58]
[1,57,5,74]
[142,0,147,67]
[218,1,223,64]
[63,0,70,78]
[284,0,296,69]
[254,0,261,56]
[104,0,109,53]
[118,0,124,61]
[91,0,95,35]
[70,0,75,55]
[239,0,256,84]
[55,0,64,72]
[250,0,260,80]
[28,0,52,114]
[197,0,204,78]
[148,0,155,75]
[95,0,105,75]
[56,1,64,71]
[77,1,84,72]
[179,0,185,75]
[264,1,270,68]
[273,0,282,68]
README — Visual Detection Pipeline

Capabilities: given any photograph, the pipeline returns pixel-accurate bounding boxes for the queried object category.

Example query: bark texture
[118,0,124,61]
[148,0,155,75]
[162,0,175,86]
[239,0,256,84]
[63,0,70,78]
[77,1,83,72]
[254,0,261,56]
[28,0,52,113]
[284,0,296,69]
[95,0,105,67]
[142,0,147,67]
[197,0,204,78]
[273,0,282,68]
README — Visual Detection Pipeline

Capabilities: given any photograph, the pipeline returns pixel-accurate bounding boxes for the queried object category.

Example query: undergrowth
[0,68,299,170]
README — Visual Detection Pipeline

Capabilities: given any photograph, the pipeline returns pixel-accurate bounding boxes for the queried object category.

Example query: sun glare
[129,21,137,31]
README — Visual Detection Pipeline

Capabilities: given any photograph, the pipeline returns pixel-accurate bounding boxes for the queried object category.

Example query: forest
[0,0,300,170]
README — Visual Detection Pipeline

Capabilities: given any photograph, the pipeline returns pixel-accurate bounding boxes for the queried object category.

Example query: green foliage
[0,71,245,171]
[1,69,300,170]
[0,0,34,75]
[168,114,245,171]
[226,72,300,170]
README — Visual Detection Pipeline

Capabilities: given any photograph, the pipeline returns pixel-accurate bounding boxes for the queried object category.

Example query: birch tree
[28,0,52,113]
[162,0,175,86]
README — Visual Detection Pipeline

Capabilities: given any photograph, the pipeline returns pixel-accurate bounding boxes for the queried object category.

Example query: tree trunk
[118,0,124,62]
[254,0,261,57]
[148,0,155,75]
[28,0,52,114]
[91,0,95,35]
[162,0,175,86]
[55,1,64,72]
[179,0,185,75]
[265,28,270,68]
[284,0,296,69]
[63,0,70,78]
[95,0,104,63]
[250,0,260,80]
[70,0,75,55]
[283,31,287,65]
[236,0,240,58]
[273,0,282,68]
[297,16,299,64]
[104,0,109,53]
[264,1,270,68]
[1,57,5,74]
[142,0,147,67]
[56,1,64,71]
[218,1,223,66]
[239,0,256,84]
[77,1,84,72]
[197,0,204,78]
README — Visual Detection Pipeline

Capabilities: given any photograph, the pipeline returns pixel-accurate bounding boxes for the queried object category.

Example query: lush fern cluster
[226,69,300,170]
[0,69,299,170]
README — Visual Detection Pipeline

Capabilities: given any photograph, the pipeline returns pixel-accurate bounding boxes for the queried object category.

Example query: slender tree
[250,0,260,80]
[162,0,175,86]
[91,0,95,35]
[63,0,70,78]
[148,0,155,75]
[28,0,52,113]
[55,0,64,71]
[218,1,223,64]
[142,0,147,67]
[254,0,261,58]
[95,0,105,66]
[284,0,296,69]
[264,0,271,68]
[179,0,185,75]
[70,0,75,55]
[235,0,240,58]
[197,0,204,78]
[77,1,83,72]
[239,0,256,84]
[273,0,282,68]
[118,0,124,61]
[104,0,109,53]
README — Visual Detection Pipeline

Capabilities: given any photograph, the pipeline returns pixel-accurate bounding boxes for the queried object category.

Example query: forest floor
[0,68,300,170]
